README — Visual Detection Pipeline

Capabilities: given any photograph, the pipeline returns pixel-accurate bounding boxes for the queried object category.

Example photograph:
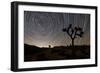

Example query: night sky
[24,11,90,47]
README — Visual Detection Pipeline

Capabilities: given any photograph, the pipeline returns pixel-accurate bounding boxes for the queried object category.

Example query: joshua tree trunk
[72,38,74,46]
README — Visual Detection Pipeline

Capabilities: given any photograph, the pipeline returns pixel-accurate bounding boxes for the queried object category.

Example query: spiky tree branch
[62,24,84,46]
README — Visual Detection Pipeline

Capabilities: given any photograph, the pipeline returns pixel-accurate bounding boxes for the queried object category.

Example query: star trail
[24,11,90,47]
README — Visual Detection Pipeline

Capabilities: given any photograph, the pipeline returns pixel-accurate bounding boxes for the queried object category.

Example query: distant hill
[24,44,41,55]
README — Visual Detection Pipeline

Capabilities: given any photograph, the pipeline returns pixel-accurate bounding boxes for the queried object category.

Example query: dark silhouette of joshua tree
[49,45,51,48]
[62,24,84,46]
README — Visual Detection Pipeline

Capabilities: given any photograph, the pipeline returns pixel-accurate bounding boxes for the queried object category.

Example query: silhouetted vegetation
[62,24,84,46]
[24,44,90,62]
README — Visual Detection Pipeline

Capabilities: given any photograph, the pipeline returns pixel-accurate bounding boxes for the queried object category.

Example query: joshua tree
[62,24,84,46]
